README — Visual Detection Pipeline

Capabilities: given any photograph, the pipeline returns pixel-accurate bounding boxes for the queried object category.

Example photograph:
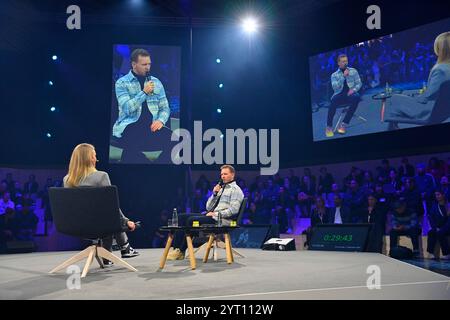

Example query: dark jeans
[172,213,216,252]
[389,227,421,252]
[327,92,361,127]
[427,224,450,256]
[114,124,176,164]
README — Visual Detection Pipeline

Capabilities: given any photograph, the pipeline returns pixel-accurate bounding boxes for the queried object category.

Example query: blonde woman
[387,31,450,129]
[64,143,139,263]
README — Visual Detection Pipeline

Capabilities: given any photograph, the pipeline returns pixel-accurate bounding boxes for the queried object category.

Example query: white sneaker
[441,254,450,260]
[428,253,436,259]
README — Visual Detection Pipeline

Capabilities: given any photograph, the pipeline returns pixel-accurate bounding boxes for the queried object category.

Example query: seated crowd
[175,156,450,259]
[0,173,62,251]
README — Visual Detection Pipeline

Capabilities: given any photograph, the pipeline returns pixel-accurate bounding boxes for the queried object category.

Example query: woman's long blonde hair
[66,143,97,187]
[434,31,450,64]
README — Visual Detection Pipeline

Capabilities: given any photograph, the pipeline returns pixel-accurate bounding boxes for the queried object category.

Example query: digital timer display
[323,234,353,242]
[309,224,372,252]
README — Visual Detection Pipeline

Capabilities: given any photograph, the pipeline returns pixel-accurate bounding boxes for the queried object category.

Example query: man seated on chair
[63,143,140,264]
[167,165,244,260]
[326,53,362,137]
[111,48,175,164]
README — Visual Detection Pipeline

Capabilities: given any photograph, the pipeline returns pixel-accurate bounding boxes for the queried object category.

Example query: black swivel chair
[384,80,450,128]
[48,186,138,278]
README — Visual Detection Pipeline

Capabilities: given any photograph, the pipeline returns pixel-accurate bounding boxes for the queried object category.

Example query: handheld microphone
[145,71,156,95]
[214,179,224,196]
[134,221,142,230]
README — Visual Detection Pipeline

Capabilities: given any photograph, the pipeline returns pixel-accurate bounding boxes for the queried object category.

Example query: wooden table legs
[203,234,215,263]
[186,235,196,270]
[160,232,235,270]
[159,233,173,269]
[160,233,197,270]
[224,233,234,264]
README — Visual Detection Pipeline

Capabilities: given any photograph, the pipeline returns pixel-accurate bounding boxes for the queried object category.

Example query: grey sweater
[417,63,450,104]
[63,171,128,222]
[63,170,111,188]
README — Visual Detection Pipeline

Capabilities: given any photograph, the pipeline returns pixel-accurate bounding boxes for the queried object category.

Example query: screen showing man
[109,45,181,164]
[310,18,450,141]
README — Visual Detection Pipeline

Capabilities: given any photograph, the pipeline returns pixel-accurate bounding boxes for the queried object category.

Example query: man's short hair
[220,165,235,174]
[131,48,150,63]
[337,53,347,62]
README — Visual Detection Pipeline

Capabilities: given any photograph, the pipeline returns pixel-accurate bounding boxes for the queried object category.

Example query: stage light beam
[242,17,258,34]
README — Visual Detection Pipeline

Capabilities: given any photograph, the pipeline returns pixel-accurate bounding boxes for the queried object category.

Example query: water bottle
[172,208,178,227]
[217,211,222,227]
[422,81,427,92]
[385,82,389,94]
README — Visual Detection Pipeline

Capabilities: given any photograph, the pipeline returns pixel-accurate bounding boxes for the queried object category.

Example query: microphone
[145,71,155,95]
[214,179,224,196]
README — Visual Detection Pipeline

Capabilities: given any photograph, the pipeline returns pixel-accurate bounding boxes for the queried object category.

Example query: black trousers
[366,227,384,253]
[327,92,361,127]
[389,227,421,251]
[427,224,450,256]
[114,122,176,164]
[172,213,216,252]
[102,232,128,252]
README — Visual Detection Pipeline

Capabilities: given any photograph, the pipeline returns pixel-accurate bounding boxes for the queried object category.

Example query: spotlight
[48,80,54,86]
[46,133,52,138]
[242,17,258,34]
[52,55,58,61]
[50,107,56,112]
[217,108,222,113]
[216,58,221,64]
[218,83,224,88]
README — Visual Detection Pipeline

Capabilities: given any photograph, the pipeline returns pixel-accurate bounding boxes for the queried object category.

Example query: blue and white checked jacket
[330,67,362,99]
[112,70,170,138]
[206,181,244,226]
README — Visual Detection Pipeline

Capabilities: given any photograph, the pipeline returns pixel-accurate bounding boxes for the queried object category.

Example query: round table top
[372,88,402,100]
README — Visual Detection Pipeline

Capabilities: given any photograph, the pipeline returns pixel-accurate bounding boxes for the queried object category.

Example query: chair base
[334,111,367,133]
[188,234,245,263]
[49,244,138,278]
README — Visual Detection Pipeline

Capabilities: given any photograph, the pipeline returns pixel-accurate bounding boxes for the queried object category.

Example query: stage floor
[0,249,448,300]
